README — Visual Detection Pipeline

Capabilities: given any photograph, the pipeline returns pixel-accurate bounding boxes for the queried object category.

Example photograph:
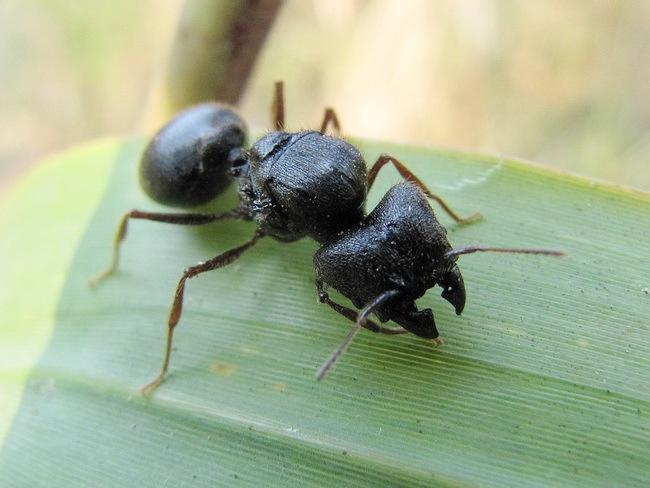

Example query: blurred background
[1,0,649,195]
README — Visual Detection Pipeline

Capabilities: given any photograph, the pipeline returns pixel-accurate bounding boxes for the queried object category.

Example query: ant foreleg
[271,81,285,130]
[89,209,244,288]
[141,229,265,397]
[367,154,482,225]
[319,108,341,136]
[316,281,406,335]
[316,289,401,381]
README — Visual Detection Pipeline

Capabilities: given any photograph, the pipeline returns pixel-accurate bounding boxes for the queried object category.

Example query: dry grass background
[1,0,649,193]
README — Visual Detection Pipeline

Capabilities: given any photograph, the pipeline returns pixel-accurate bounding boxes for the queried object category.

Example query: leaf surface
[1,138,649,487]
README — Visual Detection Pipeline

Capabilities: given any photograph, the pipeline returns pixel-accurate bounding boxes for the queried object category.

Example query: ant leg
[271,80,285,130]
[316,280,406,335]
[367,154,482,225]
[319,108,341,136]
[316,289,401,380]
[89,208,243,288]
[141,229,265,396]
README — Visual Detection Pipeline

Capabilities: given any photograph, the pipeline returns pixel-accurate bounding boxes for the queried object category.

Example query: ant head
[139,103,247,207]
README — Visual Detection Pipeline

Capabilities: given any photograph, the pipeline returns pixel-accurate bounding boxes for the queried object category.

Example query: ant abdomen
[139,103,247,207]
[314,182,450,338]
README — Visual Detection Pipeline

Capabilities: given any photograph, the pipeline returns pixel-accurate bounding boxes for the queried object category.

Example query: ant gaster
[90,82,562,394]
[313,182,562,379]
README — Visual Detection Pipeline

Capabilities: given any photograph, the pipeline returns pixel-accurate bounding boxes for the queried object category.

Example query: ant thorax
[240,130,367,243]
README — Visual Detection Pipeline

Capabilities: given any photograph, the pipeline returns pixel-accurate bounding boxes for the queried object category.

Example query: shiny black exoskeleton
[91,82,562,393]
[236,130,367,242]
[314,183,464,340]
[139,103,247,207]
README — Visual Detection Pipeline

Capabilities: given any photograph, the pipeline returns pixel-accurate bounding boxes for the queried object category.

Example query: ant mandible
[90,82,562,394]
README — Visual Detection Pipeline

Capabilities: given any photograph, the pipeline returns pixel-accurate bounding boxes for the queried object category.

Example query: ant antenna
[316,290,400,381]
[445,246,565,260]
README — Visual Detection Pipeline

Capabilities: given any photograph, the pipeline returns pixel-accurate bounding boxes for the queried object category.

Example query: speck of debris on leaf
[209,361,236,376]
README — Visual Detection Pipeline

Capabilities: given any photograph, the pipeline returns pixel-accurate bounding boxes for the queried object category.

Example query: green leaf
[1,137,649,487]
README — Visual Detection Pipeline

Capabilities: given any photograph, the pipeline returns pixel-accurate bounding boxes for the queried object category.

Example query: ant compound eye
[229,148,247,167]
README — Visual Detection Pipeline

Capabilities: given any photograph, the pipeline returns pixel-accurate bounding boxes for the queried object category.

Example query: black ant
[90,82,563,395]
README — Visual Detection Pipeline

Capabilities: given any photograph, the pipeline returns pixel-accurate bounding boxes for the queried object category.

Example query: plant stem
[165,0,283,110]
